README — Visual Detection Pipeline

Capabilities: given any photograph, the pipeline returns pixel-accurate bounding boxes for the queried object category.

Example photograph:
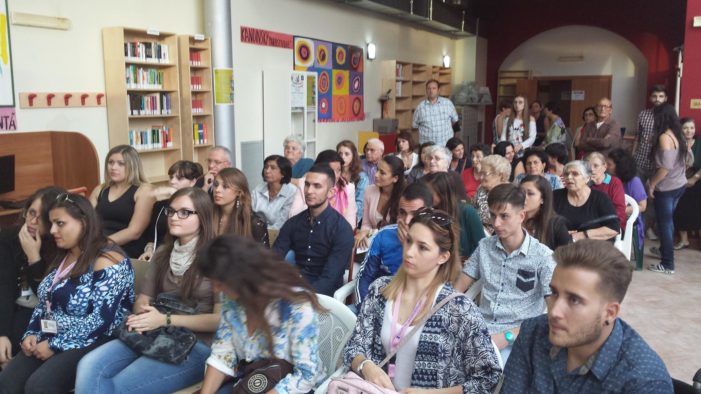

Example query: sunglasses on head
[415,208,452,227]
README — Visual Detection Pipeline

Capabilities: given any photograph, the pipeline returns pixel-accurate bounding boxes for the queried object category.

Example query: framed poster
[0,0,14,107]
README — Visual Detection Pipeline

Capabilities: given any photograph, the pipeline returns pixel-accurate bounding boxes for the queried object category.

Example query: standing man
[498,240,673,393]
[413,79,459,147]
[201,146,232,192]
[361,138,384,184]
[578,98,621,156]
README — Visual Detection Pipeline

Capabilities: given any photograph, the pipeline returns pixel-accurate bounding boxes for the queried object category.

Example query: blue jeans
[653,186,685,270]
[75,338,210,394]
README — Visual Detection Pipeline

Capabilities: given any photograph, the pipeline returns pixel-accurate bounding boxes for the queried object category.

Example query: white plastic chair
[614,194,639,260]
[314,294,358,394]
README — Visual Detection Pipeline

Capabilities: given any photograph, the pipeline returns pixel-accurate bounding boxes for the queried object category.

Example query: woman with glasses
[0,187,65,370]
[0,193,133,393]
[474,155,512,234]
[213,168,269,246]
[76,187,220,393]
[90,145,156,258]
[344,208,501,393]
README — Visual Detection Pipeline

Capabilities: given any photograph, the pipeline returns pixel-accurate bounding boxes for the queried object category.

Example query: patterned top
[354,225,403,305]
[23,255,134,352]
[498,315,673,393]
[252,182,298,230]
[514,172,563,190]
[475,186,492,234]
[412,97,459,147]
[634,108,656,175]
[206,297,323,394]
[344,277,502,394]
[463,231,555,334]
[361,159,379,185]
[502,118,537,154]
[545,117,567,145]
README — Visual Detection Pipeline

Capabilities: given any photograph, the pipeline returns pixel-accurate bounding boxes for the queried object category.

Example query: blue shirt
[273,205,354,296]
[354,225,403,305]
[251,182,297,230]
[499,315,673,393]
[291,158,314,179]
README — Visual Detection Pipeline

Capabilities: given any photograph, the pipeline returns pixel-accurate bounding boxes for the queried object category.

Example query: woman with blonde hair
[474,155,512,233]
[90,144,155,258]
[212,168,269,246]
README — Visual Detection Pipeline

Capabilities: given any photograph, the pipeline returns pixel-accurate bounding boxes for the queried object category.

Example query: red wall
[478,0,685,141]
[680,0,701,125]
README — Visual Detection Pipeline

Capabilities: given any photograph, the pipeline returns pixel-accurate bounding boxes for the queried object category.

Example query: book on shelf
[125,65,164,89]
[396,81,402,97]
[396,64,403,78]
[127,93,172,116]
[190,76,202,90]
[189,50,202,66]
[124,41,169,63]
[128,126,174,150]
[191,99,204,114]
[193,122,209,145]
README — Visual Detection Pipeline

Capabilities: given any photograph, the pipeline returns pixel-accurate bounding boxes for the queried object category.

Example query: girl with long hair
[315,150,357,229]
[672,118,701,249]
[519,175,571,250]
[337,140,369,224]
[501,95,536,157]
[344,208,501,392]
[0,193,133,393]
[212,167,269,246]
[196,234,324,393]
[76,187,219,393]
[393,131,419,175]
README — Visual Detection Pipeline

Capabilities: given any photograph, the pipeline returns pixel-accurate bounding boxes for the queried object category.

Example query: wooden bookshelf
[103,27,182,183]
[178,35,215,170]
[496,70,531,107]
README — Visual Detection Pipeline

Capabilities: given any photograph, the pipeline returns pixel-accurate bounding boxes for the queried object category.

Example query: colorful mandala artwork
[294,37,314,69]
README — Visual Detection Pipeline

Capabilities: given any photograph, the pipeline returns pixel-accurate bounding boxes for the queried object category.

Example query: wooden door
[516,79,537,103]
[569,76,612,131]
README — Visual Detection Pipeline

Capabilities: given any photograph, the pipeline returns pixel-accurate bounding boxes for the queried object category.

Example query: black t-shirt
[553,188,619,239]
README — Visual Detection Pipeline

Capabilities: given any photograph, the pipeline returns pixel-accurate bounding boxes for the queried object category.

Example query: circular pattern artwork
[335,46,347,66]
[319,97,329,115]
[316,45,329,67]
[350,50,361,70]
[318,71,330,94]
[351,74,361,94]
[336,97,347,117]
[294,38,314,68]
[335,72,346,90]
[352,97,362,116]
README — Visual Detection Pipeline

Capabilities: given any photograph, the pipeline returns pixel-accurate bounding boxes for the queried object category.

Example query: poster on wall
[293,36,364,122]
[0,0,15,107]
[214,68,234,105]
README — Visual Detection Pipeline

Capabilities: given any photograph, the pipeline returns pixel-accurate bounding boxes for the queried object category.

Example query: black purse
[232,358,294,394]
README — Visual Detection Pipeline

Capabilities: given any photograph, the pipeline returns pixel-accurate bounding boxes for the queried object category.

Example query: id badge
[41,319,58,334]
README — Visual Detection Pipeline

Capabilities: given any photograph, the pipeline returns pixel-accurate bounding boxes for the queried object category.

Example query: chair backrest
[131,259,150,294]
[316,294,358,380]
[614,194,639,260]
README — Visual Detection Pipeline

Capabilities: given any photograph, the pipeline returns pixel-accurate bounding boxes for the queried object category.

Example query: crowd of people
[0,81,694,393]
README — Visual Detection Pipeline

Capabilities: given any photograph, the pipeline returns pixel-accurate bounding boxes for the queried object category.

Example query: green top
[459,202,486,259]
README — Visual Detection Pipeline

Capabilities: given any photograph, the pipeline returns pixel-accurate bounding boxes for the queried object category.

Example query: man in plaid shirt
[413,79,459,147]
[633,85,668,182]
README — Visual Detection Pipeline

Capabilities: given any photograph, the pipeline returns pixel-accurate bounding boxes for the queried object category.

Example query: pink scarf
[331,184,349,217]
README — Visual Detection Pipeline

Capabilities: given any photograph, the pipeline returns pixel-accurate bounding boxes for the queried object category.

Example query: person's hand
[361,362,395,391]
[139,243,154,261]
[688,177,698,188]
[0,336,13,367]
[203,172,216,189]
[569,230,585,242]
[18,224,42,264]
[646,180,656,199]
[354,232,369,250]
[21,335,37,356]
[397,220,409,244]
[400,388,430,394]
[32,340,54,360]
[126,305,165,333]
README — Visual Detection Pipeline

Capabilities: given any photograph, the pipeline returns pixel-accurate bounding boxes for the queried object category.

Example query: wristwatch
[504,330,515,345]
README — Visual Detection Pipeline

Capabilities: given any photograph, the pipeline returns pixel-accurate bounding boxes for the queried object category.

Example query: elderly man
[413,79,459,147]
[201,145,232,192]
[578,98,621,156]
[284,135,314,179]
[361,138,384,184]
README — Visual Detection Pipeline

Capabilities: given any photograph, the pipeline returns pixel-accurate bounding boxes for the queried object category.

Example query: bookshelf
[103,27,182,183]
[178,35,215,170]
[381,60,453,140]
[496,70,531,106]
[290,71,317,158]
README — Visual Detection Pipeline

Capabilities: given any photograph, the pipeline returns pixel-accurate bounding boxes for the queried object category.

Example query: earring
[235,198,241,209]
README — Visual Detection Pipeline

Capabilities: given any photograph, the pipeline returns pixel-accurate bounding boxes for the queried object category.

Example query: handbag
[231,358,294,394]
[328,292,465,394]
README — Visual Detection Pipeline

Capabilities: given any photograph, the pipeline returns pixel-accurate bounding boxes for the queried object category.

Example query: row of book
[191,76,204,90]
[125,41,170,63]
[193,122,209,145]
[189,50,203,66]
[126,66,164,89]
[128,126,174,150]
[192,99,205,114]
[128,93,173,116]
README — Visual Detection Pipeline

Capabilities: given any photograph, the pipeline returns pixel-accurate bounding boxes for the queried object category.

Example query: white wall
[500,25,647,132]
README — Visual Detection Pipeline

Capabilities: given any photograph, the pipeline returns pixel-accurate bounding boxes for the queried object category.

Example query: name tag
[41,319,58,334]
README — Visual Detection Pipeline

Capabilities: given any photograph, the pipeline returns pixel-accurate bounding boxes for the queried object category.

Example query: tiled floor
[618,240,701,384]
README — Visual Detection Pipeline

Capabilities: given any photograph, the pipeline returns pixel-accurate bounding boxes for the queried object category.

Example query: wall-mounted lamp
[442,55,451,68]
[367,42,376,60]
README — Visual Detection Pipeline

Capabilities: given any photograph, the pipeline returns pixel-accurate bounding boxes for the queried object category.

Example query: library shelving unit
[102,27,182,183]
[290,71,318,158]
[178,35,215,170]
[381,60,453,139]
[496,70,531,107]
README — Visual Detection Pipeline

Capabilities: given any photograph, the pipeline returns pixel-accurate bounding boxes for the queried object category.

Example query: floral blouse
[207,297,324,394]
[23,256,134,352]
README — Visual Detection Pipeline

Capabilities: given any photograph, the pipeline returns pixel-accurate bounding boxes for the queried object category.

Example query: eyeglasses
[415,208,452,228]
[22,209,40,222]
[479,171,495,178]
[164,207,198,219]
[596,104,611,109]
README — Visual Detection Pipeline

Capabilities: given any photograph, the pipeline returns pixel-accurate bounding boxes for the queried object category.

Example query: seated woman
[422,172,485,260]
[140,160,203,260]
[462,143,490,202]
[673,117,701,249]
[76,187,219,393]
[514,148,563,190]
[585,152,627,230]
[553,161,619,242]
[90,144,155,258]
[355,155,406,249]
[0,193,133,393]
[406,142,435,184]
[213,168,269,246]
[494,141,523,182]
[519,175,571,250]
[338,140,369,225]
[343,208,501,393]
[426,146,468,202]
[606,148,647,257]
[196,234,324,394]
[393,131,419,176]
[316,150,357,229]
[446,137,467,173]
[474,155,512,233]
[0,187,64,369]
[545,142,568,179]
[251,155,297,230]
[284,135,314,180]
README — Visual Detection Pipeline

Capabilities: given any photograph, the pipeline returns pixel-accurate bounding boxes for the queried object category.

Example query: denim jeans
[75,338,210,394]
[653,185,686,270]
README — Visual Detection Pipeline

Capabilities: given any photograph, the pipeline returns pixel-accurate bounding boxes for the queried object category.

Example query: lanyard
[389,288,425,353]
[45,256,76,315]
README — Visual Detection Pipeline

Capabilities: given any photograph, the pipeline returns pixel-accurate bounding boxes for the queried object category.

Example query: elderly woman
[284,135,314,179]
[252,155,297,230]
[462,143,491,201]
[407,142,435,184]
[474,155,512,233]
[553,161,619,242]
[514,148,563,190]
[585,152,626,231]
[427,146,468,202]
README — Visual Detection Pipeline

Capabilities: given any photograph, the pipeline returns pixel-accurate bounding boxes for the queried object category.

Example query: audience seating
[314,294,358,394]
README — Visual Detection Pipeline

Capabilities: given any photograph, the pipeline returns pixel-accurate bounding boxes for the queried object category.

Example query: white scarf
[169,237,198,277]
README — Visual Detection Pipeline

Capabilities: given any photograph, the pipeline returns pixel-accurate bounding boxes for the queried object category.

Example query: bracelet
[166,311,172,326]
[357,359,372,377]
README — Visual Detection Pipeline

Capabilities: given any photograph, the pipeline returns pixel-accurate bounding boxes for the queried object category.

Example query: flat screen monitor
[0,155,15,194]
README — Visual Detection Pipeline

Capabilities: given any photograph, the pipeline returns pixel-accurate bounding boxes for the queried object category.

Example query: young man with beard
[497,240,672,393]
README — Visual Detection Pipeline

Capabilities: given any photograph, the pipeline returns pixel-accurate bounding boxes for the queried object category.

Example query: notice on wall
[214,68,233,105]
[0,107,16,131]
[240,26,293,49]
[571,90,585,101]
